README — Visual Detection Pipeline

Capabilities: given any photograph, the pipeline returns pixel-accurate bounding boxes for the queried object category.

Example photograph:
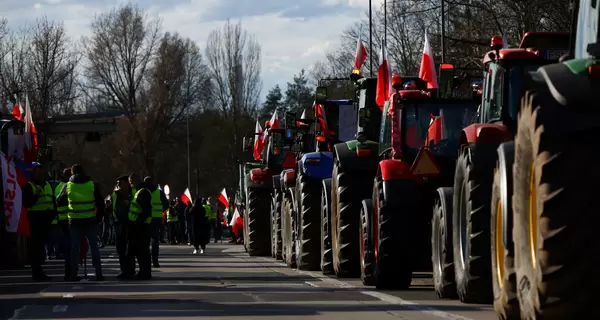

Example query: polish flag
[353,34,368,70]
[23,95,38,163]
[1,153,30,236]
[217,188,229,207]
[314,102,329,138]
[181,188,192,205]
[269,111,280,129]
[253,120,264,161]
[12,104,23,120]
[229,206,240,227]
[375,41,392,109]
[418,31,438,89]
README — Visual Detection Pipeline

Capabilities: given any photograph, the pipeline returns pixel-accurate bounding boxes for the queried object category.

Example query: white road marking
[52,305,68,312]
[62,294,74,298]
[361,291,475,320]
[251,254,477,320]
[304,281,319,287]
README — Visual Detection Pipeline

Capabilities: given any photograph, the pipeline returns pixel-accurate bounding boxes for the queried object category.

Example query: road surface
[0,243,496,320]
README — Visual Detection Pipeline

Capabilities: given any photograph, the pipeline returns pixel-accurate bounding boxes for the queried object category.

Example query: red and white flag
[11,103,23,120]
[229,206,240,227]
[2,153,30,236]
[181,188,192,205]
[418,31,438,89]
[217,188,229,207]
[269,111,280,129]
[253,120,264,161]
[375,42,392,108]
[353,33,368,70]
[23,95,38,163]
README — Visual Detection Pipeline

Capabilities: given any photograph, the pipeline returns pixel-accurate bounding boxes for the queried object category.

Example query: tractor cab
[313,78,359,150]
[380,76,479,183]
[519,31,570,60]
[264,123,297,173]
[479,35,559,133]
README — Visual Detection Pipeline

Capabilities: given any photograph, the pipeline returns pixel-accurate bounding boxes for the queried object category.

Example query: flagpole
[384,0,387,47]
[186,115,190,195]
[368,0,373,77]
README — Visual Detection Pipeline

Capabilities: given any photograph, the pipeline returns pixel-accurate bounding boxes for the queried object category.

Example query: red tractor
[358,75,479,289]
[430,32,570,312]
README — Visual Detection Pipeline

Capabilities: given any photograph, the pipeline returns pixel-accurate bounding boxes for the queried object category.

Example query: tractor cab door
[480,62,504,124]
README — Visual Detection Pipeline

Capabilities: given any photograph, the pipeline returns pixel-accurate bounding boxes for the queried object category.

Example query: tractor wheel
[271,191,283,260]
[246,186,272,256]
[331,162,368,277]
[372,176,413,290]
[513,90,600,319]
[431,187,457,299]
[491,169,519,319]
[320,178,334,275]
[282,194,297,268]
[453,149,494,303]
[359,199,374,286]
[295,173,322,270]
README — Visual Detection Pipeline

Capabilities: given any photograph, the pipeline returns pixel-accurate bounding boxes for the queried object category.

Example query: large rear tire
[513,90,600,319]
[373,176,414,290]
[359,199,374,286]
[282,194,297,268]
[491,168,519,319]
[432,187,457,299]
[246,186,272,256]
[271,190,283,260]
[331,162,369,277]
[453,150,494,303]
[295,173,322,270]
[320,179,334,275]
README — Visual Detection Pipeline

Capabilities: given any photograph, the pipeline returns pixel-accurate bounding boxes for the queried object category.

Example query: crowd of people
[27,162,232,282]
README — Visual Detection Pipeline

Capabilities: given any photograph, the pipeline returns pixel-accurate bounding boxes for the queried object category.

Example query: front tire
[432,187,457,299]
[295,173,322,270]
[360,199,374,286]
[320,179,334,275]
[282,194,297,268]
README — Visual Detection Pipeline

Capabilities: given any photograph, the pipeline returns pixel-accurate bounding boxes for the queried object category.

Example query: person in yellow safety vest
[22,162,57,282]
[166,200,181,244]
[126,177,154,280]
[143,176,169,268]
[203,197,218,243]
[112,175,136,279]
[56,164,106,282]
[53,168,72,279]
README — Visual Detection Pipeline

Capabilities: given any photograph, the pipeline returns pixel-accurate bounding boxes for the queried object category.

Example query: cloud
[1,0,370,101]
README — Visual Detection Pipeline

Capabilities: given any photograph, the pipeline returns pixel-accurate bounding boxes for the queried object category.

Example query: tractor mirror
[315,86,327,104]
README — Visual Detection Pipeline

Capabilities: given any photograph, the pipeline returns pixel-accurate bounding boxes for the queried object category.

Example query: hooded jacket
[56,174,105,223]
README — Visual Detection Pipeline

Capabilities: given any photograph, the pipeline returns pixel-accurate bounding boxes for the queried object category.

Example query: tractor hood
[299,151,334,179]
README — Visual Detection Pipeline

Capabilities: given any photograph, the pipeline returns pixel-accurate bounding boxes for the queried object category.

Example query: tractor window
[576,0,599,59]
[506,63,544,120]
[402,101,479,158]
[379,100,392,154]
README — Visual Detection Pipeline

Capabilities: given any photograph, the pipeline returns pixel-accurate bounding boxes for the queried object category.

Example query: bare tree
[83,4,161,175]
[26,16,81,118]
[205,20,262,185]
[0,28,29,106]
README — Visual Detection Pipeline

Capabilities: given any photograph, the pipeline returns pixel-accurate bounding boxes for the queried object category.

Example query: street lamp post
[186,115,191,194]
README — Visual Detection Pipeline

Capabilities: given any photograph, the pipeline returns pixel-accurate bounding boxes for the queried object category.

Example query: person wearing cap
[144,176,169,268]
[127,176,154,280]
[56,164,106,281]
[23,162,57,282]
[112,175,136,279]
[54,168,72,279]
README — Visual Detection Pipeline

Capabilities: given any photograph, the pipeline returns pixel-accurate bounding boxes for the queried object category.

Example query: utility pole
[441,0,446,63]
[369,0,373,76]
[186,115,191,193]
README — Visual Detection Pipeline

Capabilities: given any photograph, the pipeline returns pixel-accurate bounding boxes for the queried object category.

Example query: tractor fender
[496,141,514,249]
[377,159,422,184]
[299,152,334,179]
[333,141,379,172]
[525,64,600,135]
[248,168,272,188]
[281,169,296,190]
[460,123,512,148]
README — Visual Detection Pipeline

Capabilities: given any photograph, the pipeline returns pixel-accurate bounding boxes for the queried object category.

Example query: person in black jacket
[127,178,153,280]
[190,197,209,254]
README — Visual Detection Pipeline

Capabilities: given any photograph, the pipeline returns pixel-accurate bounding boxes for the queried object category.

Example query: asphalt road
[0,242,497,320]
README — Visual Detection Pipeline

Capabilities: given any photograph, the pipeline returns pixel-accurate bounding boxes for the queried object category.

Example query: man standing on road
[146,176,168,268]
[112,175,135,279]
[174,197,187,244]
[127,177,154,280]
[56,164,105,281]
[203,198,216,243]
[54,168,72,279]
[23,162,57,282]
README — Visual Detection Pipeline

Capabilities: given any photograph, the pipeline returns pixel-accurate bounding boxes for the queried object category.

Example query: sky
[1,0,373,102]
